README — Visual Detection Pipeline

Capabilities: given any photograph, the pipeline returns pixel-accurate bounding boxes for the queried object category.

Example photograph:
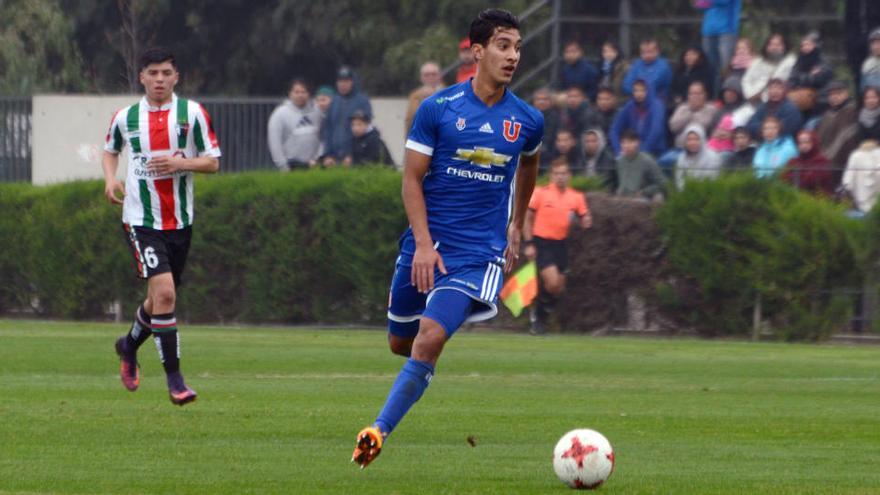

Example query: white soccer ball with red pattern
[552,429,615,489]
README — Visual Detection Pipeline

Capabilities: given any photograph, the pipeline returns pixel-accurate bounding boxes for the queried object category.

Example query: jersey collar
[140,93,177,112]
[465,78,510,109]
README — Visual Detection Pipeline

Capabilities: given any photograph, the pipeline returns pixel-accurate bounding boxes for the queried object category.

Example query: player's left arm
[505,151,539,273]
[149,104,220,175]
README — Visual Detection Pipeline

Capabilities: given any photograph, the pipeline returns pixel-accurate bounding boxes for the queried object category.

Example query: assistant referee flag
[500,261,538,317]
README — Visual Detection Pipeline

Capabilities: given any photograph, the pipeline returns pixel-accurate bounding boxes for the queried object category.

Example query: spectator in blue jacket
[558,41,599,102]
[623,38,673,102]
[610,79,668,156]
[753,115,798,178]
[321,66,373,166]
[693,0,742,76]
[746,78,803,140]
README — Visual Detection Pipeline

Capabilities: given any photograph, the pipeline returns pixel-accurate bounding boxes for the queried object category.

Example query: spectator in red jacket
[455,38,477,83]
[781,129,836,196]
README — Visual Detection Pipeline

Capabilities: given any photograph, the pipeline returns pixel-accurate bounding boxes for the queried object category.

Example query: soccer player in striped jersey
[352,9,543,468]
[102,47,221,406]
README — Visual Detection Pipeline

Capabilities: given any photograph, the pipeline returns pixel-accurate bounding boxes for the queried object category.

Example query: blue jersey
[401,80,544,265]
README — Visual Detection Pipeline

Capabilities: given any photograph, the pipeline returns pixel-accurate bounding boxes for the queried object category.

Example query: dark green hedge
[0,168,406,323]
[0,169,870,340]
[657,174,866,341]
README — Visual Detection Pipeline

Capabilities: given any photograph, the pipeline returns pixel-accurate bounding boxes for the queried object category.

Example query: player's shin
[151,313,183,387]
[124,304,153,355]
[374,358,435,436]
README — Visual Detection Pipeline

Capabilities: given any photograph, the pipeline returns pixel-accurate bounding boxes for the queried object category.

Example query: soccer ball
[552,429,615,489]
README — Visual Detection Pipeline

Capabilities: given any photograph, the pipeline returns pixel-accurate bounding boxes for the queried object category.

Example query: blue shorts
[387,256,504,338]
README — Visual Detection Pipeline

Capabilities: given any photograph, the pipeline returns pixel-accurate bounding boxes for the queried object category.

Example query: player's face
[139,61,178,104]
[289,84,309,107]
[685,132,702,154]
[475,28,522,86]
[551,166,571,187]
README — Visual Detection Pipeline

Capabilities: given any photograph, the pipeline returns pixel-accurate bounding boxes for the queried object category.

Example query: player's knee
[412,321,446,364]
[389,338,412,357]
[152,286,176,310]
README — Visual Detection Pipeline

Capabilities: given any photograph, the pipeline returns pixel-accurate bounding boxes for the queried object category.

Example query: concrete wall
[31,94,408,185]
[32,95,137,185]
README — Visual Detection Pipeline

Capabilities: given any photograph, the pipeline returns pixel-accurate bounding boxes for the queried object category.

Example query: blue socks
[375,358,435,436]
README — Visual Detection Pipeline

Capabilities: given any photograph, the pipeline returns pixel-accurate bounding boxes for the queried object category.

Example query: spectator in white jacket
[267,79,323,170]
[742,33,796,102]
[842,140,880,214]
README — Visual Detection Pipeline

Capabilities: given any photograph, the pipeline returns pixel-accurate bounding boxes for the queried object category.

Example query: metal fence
[0,97,32,182]
[199,97,281,173]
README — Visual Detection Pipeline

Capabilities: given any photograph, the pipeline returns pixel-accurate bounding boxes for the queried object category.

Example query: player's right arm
[402,149,446,294]
[102,152,125,205]
[102,110,125,205]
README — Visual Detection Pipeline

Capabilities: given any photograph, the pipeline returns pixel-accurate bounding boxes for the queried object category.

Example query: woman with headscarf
[781,130,836,196]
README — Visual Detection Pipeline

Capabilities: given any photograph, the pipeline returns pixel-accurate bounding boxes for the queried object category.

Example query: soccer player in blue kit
[352,8,544,468]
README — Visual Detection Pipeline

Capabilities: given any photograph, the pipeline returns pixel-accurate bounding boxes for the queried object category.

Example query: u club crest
[503,119,521,143]
[456,117,466,131]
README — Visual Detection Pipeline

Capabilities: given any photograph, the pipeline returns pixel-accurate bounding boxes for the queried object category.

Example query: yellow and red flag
[500,261,538,317]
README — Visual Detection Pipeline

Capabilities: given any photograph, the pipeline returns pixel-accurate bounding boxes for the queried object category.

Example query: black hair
[688,80,707,93]
[556,128,575,139]
[564,40,582,49]
[565,85,585,94]
[469,8,520,47]
[621,129,641,142]
[289,78,311,93]
[639,37,659,48]
[550,157,571,170]
[597,85,615,95]
[733,126,750,136]
[761,33,787,58]
[139,47,177,72]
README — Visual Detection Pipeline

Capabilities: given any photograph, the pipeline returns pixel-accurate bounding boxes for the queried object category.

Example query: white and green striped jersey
[104,93,221,230]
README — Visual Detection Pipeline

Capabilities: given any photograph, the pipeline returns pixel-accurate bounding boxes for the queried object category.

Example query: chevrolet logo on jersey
[452,147,512,168]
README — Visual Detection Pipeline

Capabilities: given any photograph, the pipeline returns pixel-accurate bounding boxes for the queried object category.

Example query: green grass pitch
[1,320,879,494]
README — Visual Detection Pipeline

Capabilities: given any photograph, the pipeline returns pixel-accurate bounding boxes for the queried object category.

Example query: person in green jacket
[615,129,667,201]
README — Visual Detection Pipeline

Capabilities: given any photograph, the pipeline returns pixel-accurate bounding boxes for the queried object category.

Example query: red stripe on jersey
[154,178,177,230]
[149,110,171,151]
[198,104,219,148]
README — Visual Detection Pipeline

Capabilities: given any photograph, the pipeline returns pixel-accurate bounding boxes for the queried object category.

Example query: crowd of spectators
[532,8,880,215]
[267,2,880,216]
